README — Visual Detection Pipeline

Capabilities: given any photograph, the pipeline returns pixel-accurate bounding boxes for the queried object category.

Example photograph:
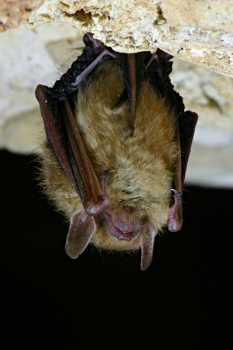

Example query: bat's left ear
[65,209,96,259]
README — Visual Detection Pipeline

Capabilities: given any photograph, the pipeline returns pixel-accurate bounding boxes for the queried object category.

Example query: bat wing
[35,85,110,214]
[36,33,147,259]
[143,49,198,232]
[36,84,112,258]
[179,111,198,188]
[35,33,118,257]
[167,111,198,232]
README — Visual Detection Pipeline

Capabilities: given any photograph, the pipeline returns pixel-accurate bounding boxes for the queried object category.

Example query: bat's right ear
[140,222,158,271]
[65,210,96,259]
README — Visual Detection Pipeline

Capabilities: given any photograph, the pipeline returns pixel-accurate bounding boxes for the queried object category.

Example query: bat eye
[122,190,133,195]
[123,206,133,213]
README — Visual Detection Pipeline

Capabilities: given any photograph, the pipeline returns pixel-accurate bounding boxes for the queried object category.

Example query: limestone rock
[0,0,43,32]
[0,23,82,154]
[0,0,233,187]
[26,0,233,78]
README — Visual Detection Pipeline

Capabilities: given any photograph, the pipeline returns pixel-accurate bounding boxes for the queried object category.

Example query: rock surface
[26,0,233,78]
[0,0,233,187]
[0,23,83,154]
[0,0,43,32]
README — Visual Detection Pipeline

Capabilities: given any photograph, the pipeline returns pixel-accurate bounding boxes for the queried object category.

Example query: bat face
[37,34,197,270]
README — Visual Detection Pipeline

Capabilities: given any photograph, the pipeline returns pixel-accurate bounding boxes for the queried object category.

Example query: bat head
[65,200,160,272]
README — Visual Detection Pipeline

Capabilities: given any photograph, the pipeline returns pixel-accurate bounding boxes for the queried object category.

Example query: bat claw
[168,190,183,232]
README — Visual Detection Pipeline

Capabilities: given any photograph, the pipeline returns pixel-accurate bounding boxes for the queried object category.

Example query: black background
[1,150,232,349]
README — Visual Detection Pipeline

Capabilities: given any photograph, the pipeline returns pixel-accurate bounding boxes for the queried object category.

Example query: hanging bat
[36,33,198,271]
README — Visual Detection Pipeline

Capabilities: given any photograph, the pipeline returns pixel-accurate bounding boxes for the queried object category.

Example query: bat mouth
[101,209,140,242]
[113,226,137,241]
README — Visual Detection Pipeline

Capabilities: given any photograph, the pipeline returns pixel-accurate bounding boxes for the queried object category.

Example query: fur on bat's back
[41,60,178,251]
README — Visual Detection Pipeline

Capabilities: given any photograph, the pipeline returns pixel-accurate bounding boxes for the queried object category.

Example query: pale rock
[0,7,233,187]
[25,0,233,78]
[0,0,43,32]
[0,23,82,154]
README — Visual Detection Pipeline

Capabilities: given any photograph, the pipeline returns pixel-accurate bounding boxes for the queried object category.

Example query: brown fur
[40,60,178,252]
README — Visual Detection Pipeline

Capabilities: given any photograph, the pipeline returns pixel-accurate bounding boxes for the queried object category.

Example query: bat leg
[115,53,143,133]
[127,54,137,132]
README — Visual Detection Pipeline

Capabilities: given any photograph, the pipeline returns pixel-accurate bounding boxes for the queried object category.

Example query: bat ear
[65,209,96,259]
[140,223,158,271]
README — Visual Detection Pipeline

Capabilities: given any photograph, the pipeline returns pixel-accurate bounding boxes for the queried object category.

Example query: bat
[35,33,198,271]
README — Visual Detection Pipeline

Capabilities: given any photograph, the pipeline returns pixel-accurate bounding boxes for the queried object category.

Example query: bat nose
[123,206,133,213]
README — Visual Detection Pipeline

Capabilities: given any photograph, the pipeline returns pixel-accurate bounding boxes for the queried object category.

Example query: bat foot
[83,33,105,55]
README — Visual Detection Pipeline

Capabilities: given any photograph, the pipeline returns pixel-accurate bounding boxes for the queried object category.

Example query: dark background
[1,150,232,349]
